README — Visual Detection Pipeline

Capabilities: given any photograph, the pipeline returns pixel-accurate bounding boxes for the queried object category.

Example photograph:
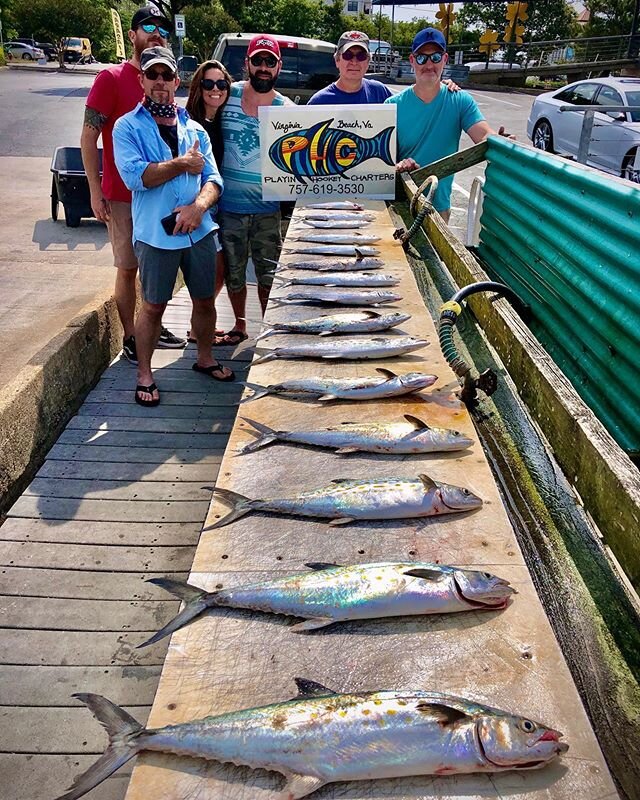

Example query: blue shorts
[134,231,218,304]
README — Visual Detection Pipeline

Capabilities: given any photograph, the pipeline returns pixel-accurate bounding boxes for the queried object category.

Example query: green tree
[321,0,345,44]
[275,0,324,39]
[182,2,238,61]
[10,0,114,62]
[456,1,578,44]
[584,0,635,37]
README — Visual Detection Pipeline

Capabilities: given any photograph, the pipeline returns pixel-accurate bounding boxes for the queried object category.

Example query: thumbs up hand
[181,137,205,174]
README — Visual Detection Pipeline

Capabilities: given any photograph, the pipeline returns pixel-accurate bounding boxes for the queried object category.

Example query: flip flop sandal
[192,362,235,382]
[214,329,248,347]
[134,382,160,407]
[186,328,226,344]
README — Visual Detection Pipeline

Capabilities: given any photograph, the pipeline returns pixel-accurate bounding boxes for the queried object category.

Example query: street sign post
[174,14,186,38]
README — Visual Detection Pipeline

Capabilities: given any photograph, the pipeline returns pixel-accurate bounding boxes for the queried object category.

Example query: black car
[15,37,58,60]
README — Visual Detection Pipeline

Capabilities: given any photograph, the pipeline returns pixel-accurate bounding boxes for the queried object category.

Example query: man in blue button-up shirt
[114,46,233,407]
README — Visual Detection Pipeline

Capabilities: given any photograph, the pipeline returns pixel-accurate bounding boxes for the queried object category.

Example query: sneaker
[157,326,186,349]
[122,335,138,364]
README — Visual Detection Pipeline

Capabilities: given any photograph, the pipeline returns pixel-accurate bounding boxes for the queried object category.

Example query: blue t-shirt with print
[219,82,290,215]
[308,78,392,105]
[384,84,484,211]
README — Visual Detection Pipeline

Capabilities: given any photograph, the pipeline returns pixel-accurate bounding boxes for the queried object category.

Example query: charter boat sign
[259,104,397,200]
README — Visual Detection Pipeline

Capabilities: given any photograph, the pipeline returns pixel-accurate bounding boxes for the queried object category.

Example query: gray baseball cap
[336,31,370,56]
[140,46,177,73]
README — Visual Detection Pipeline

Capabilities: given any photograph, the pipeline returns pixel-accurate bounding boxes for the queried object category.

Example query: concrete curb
[0,291,122,516]
[5,63,101,75]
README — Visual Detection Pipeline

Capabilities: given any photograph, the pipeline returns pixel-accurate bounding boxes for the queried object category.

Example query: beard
[249,71,276,93]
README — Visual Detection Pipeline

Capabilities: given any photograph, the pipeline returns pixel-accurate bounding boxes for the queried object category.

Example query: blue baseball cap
[412,28,447,54]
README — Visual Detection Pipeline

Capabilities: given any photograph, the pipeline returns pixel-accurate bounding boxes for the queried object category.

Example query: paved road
[0,67,534,390]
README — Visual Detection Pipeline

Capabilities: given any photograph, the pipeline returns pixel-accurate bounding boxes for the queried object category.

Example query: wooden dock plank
[0,665,162,706]
[0,596,179,631]
[57,429,229,449]
[7,497,211,522]
[0,706,150,752]
[76,402,230,420]
[0,540,194,571]
[0,629,168,666]
[123,203,617,800]
[46,444,224,465]
[83,389,242,407]
[0,567,189,600]
[65,416,235,434]
[0,518,202,546]
[35,460,217,482]
[23,478,213,502]
[2,755,130,800]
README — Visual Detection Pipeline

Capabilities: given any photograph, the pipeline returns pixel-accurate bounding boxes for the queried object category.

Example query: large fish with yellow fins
[269,118,394,183]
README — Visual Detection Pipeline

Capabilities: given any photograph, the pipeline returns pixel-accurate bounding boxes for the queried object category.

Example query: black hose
[438,281,520,404]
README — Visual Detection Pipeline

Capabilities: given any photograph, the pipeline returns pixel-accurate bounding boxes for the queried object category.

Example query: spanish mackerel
[251,336,428,364]
[293,232,381,244]
[53,679,566,800]
[209,473,482,528]
[304,200,364,210]
[283,244,380,257]
[240,368,438,403]
[303,212,375,222]
[239,415,472,454]
[300,219,372,229]
[277,271,399,288]
[256,311,410,339]
[274,256,384,271]
[140,561,514,645]
[278,288,400,306]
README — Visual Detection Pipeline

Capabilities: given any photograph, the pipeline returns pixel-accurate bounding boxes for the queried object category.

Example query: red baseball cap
[247,34,281,59]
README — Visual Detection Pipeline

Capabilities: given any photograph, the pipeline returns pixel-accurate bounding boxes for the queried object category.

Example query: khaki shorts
[106,201,137,270]
[219,210,282,292]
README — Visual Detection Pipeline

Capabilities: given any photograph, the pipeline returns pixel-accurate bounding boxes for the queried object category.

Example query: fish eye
[519,719,536,733]
[452,430,460,436]
[462,488,470,495]
[482,572,493,579]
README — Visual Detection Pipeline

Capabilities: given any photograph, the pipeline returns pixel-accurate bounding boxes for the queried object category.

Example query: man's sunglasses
[249,53,278,68]
[341,49,368,62]
[144,68,176,82]
[414,51,444,65]
[201,78,230,91]
[140,23,170,38]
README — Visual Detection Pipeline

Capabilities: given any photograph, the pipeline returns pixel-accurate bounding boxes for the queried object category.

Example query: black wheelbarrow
[50,146,103,227]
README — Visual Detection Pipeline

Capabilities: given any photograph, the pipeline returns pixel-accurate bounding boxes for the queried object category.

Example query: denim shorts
[134,231,218,305]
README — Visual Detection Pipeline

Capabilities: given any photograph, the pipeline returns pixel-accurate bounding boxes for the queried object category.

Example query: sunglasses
[249,53,278,68]
[140,23,170,38]
[341,49,369,62]
[144,68,176,81]
[414,51,444,65]
[201,78,230,91]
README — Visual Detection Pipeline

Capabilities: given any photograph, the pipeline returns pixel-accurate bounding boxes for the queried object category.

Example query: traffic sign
[174,14,186,38]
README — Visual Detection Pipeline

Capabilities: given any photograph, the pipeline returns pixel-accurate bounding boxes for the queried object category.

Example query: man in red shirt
[81,5,186,362]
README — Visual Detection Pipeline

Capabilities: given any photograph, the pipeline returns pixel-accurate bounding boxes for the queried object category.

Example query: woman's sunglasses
[414,51,444,65]
[140,23,170,39]
[144,69,176,82]
[201,78,230,91]
[341,49,369,62]
[249,53,278,68]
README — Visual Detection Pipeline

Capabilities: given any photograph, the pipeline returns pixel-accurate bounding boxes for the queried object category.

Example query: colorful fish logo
[269,119,394,184]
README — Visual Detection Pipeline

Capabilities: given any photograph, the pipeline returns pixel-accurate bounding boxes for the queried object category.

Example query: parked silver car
[4,41,45,60]
[527,77,640,183]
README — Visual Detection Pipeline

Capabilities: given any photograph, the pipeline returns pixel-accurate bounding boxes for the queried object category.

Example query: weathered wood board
[122,202,618,800]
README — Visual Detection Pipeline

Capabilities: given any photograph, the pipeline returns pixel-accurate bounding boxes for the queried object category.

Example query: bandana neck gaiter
[144,95,178,119]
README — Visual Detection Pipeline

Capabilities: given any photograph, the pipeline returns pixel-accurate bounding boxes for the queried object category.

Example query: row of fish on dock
[55,201,569,800]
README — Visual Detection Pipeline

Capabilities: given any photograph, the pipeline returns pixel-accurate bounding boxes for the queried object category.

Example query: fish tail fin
[138,579,212,648]
[255,328,277,342]
[372,126,395,166]
[252,348,278,365]
[205,488,255,529]
[53,694,144,800]
[240,381,271,403]
[238,416,280,453]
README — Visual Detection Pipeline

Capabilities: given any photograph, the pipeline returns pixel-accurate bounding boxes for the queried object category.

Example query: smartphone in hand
[161,211,179,236]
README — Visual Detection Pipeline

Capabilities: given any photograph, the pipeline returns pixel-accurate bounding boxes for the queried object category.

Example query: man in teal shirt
[385,28,496,223]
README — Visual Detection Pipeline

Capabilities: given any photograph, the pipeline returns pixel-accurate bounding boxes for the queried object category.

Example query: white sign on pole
[174,14,186,38]
[259,104,397,201]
